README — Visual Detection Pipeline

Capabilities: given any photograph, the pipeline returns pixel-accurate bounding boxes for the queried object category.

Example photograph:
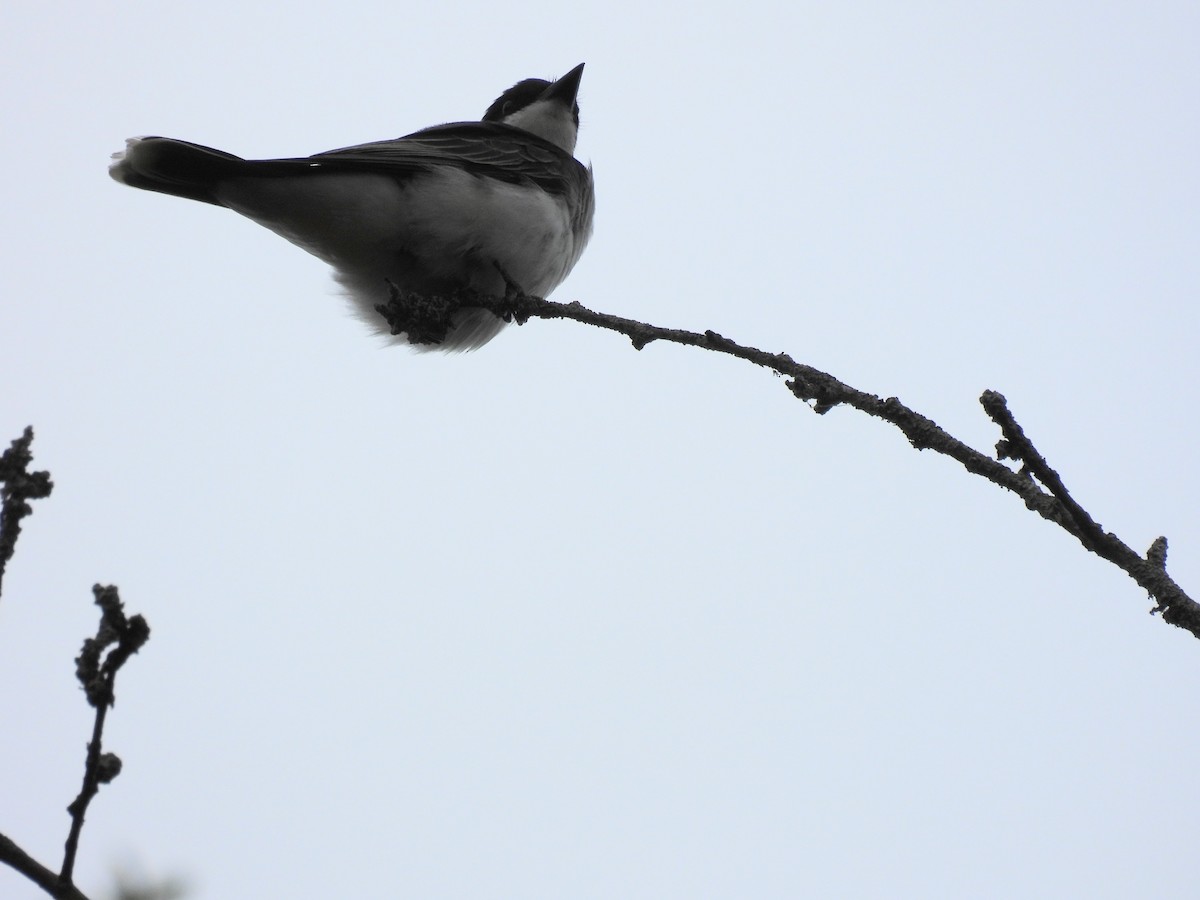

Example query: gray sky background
[2,2,1198,898]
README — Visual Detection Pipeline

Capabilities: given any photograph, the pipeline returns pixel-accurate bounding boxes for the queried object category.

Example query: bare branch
[62,586,151,885]
[1,583,149,900]
[376,287,1199,639]
[0,833,91,900]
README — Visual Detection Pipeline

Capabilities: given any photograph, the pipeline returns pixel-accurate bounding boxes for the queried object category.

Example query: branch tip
[0,426,55,598]
[1147,536,1168,570]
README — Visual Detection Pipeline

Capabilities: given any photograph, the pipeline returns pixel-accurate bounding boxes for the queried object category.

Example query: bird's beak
[542,63,585,106]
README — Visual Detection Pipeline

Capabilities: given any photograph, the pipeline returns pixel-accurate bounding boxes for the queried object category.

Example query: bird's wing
[306,122,582,194]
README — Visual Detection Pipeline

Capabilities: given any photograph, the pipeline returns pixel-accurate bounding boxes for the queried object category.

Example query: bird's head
[483,63,585,154]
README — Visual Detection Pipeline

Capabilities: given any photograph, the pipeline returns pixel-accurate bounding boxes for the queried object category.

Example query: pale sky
[2,2,1199,898]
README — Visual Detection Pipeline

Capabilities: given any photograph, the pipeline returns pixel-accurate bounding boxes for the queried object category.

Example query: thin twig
[377,288,1199,639]
[61,586,150,886]
[0,584,152,899]
[1,438,154,899]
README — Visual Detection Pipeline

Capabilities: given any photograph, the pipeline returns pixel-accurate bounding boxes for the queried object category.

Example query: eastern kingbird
[110,64,594,350]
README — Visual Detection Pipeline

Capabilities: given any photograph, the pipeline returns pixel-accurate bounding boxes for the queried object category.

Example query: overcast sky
[2,2,1199,898]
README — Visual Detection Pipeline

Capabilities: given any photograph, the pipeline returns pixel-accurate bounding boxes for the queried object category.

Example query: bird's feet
[376,280,462,347]
[491,263,534,325]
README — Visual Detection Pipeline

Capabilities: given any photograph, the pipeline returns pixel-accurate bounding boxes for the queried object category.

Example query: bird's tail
[109,137,251,206]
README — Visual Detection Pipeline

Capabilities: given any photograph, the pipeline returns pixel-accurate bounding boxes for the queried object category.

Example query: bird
[109,64,594,351]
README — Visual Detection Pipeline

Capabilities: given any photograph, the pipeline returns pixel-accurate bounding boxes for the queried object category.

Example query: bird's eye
[502,101,514,115]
